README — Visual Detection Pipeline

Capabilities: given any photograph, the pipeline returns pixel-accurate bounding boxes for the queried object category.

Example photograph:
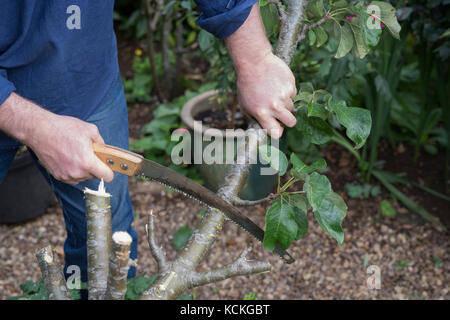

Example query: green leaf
[290,154,327,179]
[295,109,334,145]
[287,194,309,213]
[308,29,316,46]
[335,23,354,58]
[328,98,372,149]
[348,18,369,59]
[307,101,328,120]
[314,192,347,245]
[153,103,180,118]
[315,26,328,47]
[286,195,309,239]
[369,1,401,39]
[125,274,157,300]
[258,144,288,176]
[261,3,280,37]
[307,0,325,18]
[380,200,396,217]
[197,29,214,51]
[294,91,313,104]
[263,197,307,250]
[303,172,332,211]
[299,82,314,94]
[173,225,194,250]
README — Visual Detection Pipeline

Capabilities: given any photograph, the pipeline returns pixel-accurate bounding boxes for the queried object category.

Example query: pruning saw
[92,142,295,264]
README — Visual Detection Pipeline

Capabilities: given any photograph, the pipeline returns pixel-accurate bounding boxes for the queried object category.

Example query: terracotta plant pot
[181,90,284,201]
[0,150,56,224]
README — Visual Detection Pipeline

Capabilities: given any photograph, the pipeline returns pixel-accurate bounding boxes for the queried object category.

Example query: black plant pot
[0,150,56,224]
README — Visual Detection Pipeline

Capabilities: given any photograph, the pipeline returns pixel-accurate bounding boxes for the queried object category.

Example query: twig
[268,0,287,24]
[36,246,72,300]
[189,247,271,287]
[104,232,132,300]
[298,13,332,42]
[145,211,168,273]
[84,179,112,300]
[162,5,174,97]
[142,0,165,101]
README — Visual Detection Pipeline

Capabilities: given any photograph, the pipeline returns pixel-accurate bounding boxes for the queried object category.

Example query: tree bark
[104,231,132,300]
[84,180,112,300]
[36,246,72,300]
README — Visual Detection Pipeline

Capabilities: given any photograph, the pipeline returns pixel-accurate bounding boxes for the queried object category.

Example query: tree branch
[268,0,287,24]
[84,180,112,300]
[140,0,309,300]
[275,0,308,65]
[145,211,168,273]
[298,13,332,42]
[189,247,271,287]
[36,246,72,300]
[142,0,166,101]
[104,232,132,300]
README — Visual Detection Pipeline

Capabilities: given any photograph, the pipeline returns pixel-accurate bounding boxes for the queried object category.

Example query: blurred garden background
[0,0,449,300]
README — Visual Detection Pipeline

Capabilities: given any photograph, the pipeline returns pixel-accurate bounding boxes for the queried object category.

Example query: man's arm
[0,93,114,184]
[194,1,297,138]
[225,3,296,139]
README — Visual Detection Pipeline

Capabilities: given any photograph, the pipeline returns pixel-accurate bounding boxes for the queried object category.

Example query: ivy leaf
[314,192,347,245]
[370,1,401,39]
[303,172,332,211]
[315,26,328,47]
[173,225,193,250]
[290,154,327,180]
[258,144,288,176]
[328,98,372,149]
[335,23,354,58]
[263,197,307,250]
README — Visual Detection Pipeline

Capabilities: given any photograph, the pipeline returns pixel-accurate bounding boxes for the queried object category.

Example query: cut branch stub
[104,231,132,300]
[36,246,72,300]
[84,179,112,300]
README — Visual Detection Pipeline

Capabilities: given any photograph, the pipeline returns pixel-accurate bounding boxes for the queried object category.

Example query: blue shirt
[0,0,257,146]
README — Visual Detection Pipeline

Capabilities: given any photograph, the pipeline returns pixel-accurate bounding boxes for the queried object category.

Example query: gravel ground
[0,176,448,300]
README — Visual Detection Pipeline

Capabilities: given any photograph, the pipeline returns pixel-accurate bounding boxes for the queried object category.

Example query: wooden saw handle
[93,142,143,176]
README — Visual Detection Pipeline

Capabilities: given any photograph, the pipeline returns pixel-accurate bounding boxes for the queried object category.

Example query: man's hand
[0,93,114,184]
[225,3,297,139]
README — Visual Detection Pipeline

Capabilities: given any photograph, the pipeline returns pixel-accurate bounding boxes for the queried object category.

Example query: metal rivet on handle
[107,158,114,165]
[121,163,128,171]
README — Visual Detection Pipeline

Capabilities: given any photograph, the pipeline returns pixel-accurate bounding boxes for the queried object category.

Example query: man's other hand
[237,52,296,139]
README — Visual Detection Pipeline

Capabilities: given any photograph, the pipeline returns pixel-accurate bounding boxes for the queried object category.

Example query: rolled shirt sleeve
[194,0,258,39]
[0,69,15,107]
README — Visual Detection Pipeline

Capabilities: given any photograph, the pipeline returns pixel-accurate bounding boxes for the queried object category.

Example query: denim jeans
[0,75,137,282]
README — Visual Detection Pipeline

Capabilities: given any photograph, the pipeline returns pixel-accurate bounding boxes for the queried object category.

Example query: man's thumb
[91,156,115,183]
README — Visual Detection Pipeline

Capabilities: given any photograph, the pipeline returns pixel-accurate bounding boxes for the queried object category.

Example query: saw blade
[137,159,295,264]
